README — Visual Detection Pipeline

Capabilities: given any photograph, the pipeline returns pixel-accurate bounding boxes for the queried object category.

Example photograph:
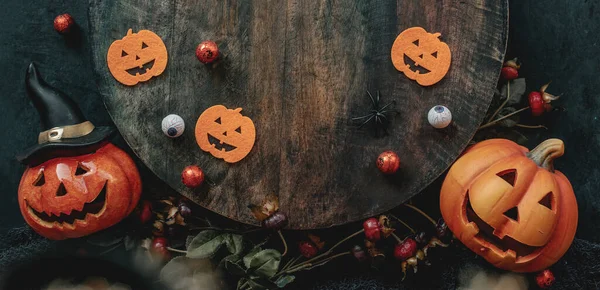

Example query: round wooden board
[89,0,507,229]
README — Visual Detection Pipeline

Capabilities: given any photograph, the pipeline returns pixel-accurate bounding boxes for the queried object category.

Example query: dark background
[0,0,599,288]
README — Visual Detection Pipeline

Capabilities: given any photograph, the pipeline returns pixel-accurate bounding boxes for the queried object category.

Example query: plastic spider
[352,90,398,136]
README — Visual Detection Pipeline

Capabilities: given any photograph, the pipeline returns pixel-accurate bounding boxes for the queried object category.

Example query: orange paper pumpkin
[195,105,256,163]
[107,29,168,86]
[440,139,577,272]
[18,143,142,240]
[391,27,451,86]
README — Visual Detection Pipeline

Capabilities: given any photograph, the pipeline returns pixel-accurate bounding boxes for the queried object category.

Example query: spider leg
[377,91,382,107]
[379,100,396,111]
[352,113,375,120]
[367,91,377,110]
[357,115,375,128]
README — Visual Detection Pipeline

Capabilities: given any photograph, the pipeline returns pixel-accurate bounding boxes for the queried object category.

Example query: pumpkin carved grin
[26,181,107,226]
[207,133,237,152]
[464,192,541,259]
[126,59,155,76]
[403,54,431,74]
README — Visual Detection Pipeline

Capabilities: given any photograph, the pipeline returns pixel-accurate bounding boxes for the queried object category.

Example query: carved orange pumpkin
[440,139,577,272]
[107,29,168,86]
[391,27,451,86]
[195,105,256,163]
[18,143,142,240]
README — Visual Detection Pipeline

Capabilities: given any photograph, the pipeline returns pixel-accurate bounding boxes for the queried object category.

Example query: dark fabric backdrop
[0,0,599,289]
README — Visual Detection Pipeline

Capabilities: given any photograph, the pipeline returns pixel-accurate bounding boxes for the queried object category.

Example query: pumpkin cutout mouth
[126,59,155,76]
[26,181,108,225]
[207,133,238,152]
[403,54,431,74]
[464,191,541,259]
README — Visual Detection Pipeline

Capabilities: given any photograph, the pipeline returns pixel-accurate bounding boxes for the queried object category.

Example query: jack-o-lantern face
[195,105,256,163]
[440,139,578,272]
[18,143,142,240]
[391,27,451,86]
[107,29,168,86]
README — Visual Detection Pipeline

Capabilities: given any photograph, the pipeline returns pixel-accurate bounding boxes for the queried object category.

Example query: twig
[278,230,288,256]
[488,81,510,123]
[391,232,404,243]
[282,255,302,272]
[389,214,416,234]
[167,247,188,254]
[99,243,122,255]
[286,252,351,274]
[403,204,437,226]
[515,124,548,129]
[478,106,530,130]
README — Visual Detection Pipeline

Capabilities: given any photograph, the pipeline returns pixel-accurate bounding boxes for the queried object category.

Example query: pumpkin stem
[527,139,564,172]
[127,28,133,35]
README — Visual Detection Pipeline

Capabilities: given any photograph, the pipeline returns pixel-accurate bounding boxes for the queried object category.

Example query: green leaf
[243,246,263,269]
[275,275,295,288]
[500,78,527,106]
[247,279,269,290]
[186,230,226,259]
[498,107,519,128]
[226,234,244,255]
[237,278,248,290]
[248,249,282,278]
[224,258,246,276]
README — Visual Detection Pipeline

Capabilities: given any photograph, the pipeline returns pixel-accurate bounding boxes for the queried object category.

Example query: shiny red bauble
[298,241,318,258]
[377,151,400,174]
[529,91,545,116]
[394,238,417,261]
[53,13,74,34]
[196,41,220,64]
[535,269,555,289]
[363,218,382,242]
[181,165,205,188]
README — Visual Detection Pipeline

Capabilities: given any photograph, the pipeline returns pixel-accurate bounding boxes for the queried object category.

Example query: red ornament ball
[363,217,382,242]
[53,13,74,34]
[528,91,545,117]
[535,269,555,289]
[298,241,318,258]
[500,66,519,80]
[181,165,205,188]
[196,41,220,64]
[137,200,153,224]
[394,238,417,261]
[377,151,400,174]
[150,237,171,261]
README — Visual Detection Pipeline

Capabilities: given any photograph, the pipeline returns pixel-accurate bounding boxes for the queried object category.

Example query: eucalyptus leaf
[243,246,263,269]
[248,249,282,278]
[275,275,295,288]
[500,78,527,106]
[186,230,226,259]
[226,234,244,255]
[224,259,246,276]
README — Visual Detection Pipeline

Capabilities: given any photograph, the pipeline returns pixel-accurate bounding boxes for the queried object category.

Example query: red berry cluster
[501,58,520,81]
[529,82,559,116]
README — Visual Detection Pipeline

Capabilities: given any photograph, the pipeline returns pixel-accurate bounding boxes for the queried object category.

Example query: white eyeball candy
[427,105,452,129]
[162,114,185,138]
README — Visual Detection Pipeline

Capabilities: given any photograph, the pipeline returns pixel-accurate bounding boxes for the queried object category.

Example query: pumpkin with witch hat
[16,63,142,240]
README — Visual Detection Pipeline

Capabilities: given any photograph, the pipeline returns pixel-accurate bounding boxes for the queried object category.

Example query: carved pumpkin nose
[223,131,227,136]
[135,55,140,60]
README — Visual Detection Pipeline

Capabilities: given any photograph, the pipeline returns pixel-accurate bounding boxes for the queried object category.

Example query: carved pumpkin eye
[75,163,89,176]
[33,171,45,187]
[432,51,438,58]
[56,183,67,197]
[503,206,519,221]
[215,117,222,124]
[142,42,148,49]
[496,169,516,187]
[413,39,419,46]
[235,127,242,133]
[121,50,128,57]
[539,192,553,210]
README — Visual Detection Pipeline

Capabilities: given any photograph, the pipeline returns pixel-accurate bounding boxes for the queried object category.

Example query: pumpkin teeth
[126,59,155,76]
[207,133,237,152]
[27,181,107,225]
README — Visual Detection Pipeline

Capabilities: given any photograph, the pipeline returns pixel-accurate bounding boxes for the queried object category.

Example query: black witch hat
[17,63,116,166]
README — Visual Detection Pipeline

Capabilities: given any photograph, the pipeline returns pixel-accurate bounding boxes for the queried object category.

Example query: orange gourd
[440,138,577,272]
[18,143,142,240]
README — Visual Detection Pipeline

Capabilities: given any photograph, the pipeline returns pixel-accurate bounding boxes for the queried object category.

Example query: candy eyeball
[428,105,452,129]
[162,114,185,138]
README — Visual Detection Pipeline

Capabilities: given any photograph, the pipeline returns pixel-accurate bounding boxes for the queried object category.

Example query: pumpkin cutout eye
[235,127,242,133]
[142,42,148,49]
[215,117,222,124]
[432,52,438,58]
[539,192,553,210]
[56,183,68,197]
[121,51,128,57]
[503,206,519,221]
[33,171,45,187]
[496,169,516,186]
[75,163,89,176]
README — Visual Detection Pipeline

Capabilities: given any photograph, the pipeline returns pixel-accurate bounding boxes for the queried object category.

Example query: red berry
[181,165,205,188]
[535,269,555,289]
[53,14,74,34]
[298,241,318,258]
[394,238,417,261]
[151,237,171,261]
[528,91,545,116]
[363,218,382,242]
[196,41,220,64]
[178,202,192,218]
[500,66,518,80]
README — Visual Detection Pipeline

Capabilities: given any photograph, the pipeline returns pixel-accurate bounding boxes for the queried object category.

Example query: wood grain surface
[88,0,508,229]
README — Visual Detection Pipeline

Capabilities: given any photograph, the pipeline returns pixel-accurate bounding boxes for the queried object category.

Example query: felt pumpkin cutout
[18,143,142,240]
[440,139,577,273]
[107,29,168,86]
[391,27,451,86]
[195,105,256,163]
